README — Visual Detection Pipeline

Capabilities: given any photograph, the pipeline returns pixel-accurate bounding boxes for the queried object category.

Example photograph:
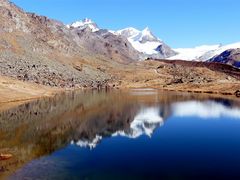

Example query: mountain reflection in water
[75,107,164,149]
[0,89,240,180]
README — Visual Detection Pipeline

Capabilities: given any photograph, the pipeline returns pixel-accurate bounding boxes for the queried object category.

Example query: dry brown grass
[0,76,57,105]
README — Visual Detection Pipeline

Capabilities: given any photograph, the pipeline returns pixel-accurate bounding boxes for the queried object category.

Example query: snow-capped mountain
[67,18,240,67]
[116,27,177,59]
[169,42,240,61]
[67,18,99,32]
[117,27,161,55]
[67,19,176,59]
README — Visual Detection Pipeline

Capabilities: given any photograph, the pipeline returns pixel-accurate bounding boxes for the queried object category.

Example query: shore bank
[0,76,58,110]
[0,75,240,112]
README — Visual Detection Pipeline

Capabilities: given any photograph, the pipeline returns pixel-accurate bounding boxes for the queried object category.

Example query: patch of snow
[129,39,162,55]
[116,27,141,38]
[108,30,117,35]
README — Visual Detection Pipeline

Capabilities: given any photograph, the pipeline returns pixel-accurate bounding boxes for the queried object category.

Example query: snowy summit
[67,18,99,32]
[117,27,163,55]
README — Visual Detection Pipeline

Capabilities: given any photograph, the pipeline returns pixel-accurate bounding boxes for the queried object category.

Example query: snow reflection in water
[172,101,240,119]
[74,107,164,149]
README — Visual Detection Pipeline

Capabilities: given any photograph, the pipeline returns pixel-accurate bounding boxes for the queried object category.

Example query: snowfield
[169,42,240,61]
[169,45,221,61]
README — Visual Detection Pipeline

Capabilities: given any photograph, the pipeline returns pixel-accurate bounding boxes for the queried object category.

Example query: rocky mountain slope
[201,42,240,61]
[69,26,141,63]
[208,48,240,68]
[0,0,142,89]
[0,0,103,88]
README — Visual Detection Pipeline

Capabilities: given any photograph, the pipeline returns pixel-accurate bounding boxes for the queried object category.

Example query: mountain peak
[116,27,140,38]
[67,18,99,32]
[142,27,151,33]
[82,18,93,23]
[139,27,158,42]
[129,27,159,44]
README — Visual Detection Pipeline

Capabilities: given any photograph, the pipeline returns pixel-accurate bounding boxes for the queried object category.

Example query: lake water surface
[1,89,240,180]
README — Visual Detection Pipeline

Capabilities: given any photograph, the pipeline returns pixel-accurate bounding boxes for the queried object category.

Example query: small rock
[235,90,240,98]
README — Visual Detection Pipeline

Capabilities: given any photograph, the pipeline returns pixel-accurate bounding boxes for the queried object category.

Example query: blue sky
[11,0,240,48]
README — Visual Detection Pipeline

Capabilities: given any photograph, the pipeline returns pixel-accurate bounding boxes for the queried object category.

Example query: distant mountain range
[68,19,240,68]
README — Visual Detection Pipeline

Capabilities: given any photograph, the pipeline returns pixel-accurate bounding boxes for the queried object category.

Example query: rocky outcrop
[154,43,177,58]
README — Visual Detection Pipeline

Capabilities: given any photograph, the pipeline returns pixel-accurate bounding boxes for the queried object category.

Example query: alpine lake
[1,89,240,180]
